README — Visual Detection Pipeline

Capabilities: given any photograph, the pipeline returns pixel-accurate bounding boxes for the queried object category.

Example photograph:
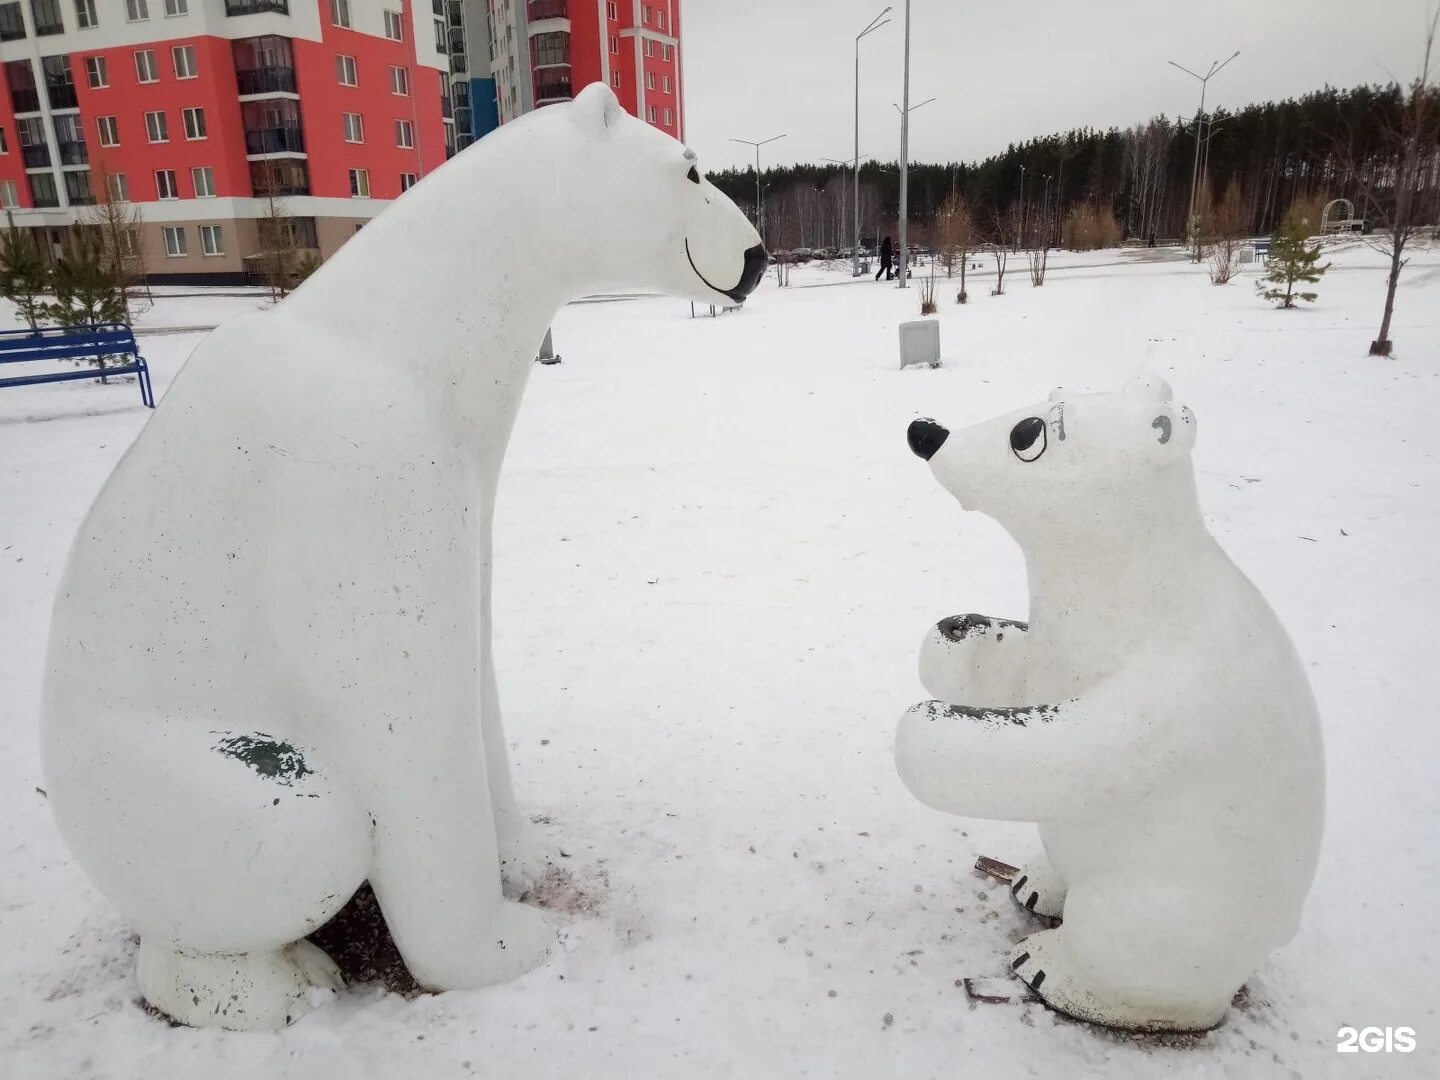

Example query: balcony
[244,127,305,155]
[226,0,290,14]
[528,0,567,20]
[56,140,87,166]
[450,53,468,75]
[534,74,571,103]
[30,189,58,209]
[10,88,39,114]
[236,65,297,95]
[0,3,24,41]
[249,160,310,196]
[21,144,49,168]
[440,93,452,119]
[45,84,77,111]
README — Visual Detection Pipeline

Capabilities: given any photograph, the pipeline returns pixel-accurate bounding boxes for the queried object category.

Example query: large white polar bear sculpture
[41,84,764,1031]
[896,378,1324,1032]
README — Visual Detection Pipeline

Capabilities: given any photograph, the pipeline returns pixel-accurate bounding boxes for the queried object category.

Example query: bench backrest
[0,323,138,365]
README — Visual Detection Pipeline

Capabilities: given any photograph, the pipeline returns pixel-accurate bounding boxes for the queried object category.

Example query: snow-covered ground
[2,243,1437,1078]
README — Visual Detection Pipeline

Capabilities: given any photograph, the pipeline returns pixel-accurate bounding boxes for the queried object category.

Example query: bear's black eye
[1010,417,1047,462]
[687,166,701,185]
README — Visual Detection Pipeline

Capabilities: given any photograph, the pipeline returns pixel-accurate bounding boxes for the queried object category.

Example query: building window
[200,224,223,256]
[663,107,672,126]
[642,39,653,58]
[658,9,666,31]
[532,31,568,68]
[330,0,349,28]
[641,4,649,24]
[609,35,618,54]
[606,0,616,17]
[162,225,186,257]
[645,71,654,90]
[134,49,158,83]
[96,114,118,145]
[662,74,671,93]
[192,164,213,197]
[74,0,97,28]
[348,167,369,197]
[164,0,186,13]
[84,55,106,87]
[0,180,16,208]
[432,17,444,52]
[64,170,93,205]
[125,0,148,21]
[335,54,356,86]
[383,8,402,40]
[155,168,178,199]
[608,69,619,88]
[646,104,656,123]
[28,172,58,208]
[172,44,195,79]
[182,106,205,140]
[389,64,408,95]
[0,126,6,152]
[106,172,126,200]
[144,110,167,142]
[663,44,673,61]
[394,118,413,148]
[342,111,363,143]
[400,171,416,191]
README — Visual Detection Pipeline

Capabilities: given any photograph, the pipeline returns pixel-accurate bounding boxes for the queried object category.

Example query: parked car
[790,247,814,263]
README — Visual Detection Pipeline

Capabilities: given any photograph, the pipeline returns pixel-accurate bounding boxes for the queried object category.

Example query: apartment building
[445,0,682,149]
[0,0,453,283]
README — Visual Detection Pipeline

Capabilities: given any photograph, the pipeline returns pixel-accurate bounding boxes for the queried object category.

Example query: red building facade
[484,0,683,141]
[0,0,453,283]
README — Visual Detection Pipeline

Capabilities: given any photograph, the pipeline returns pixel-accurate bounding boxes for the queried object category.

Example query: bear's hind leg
[1010,854,1066,919]
[138,938,344,1031]
[1008,880,1253,1032]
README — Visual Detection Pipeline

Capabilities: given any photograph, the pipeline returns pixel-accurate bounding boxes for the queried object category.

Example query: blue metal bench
[0,323,154,407]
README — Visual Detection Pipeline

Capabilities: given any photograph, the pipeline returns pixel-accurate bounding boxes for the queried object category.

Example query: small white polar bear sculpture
[41,85,764,1031]
[896,378,1325,1032]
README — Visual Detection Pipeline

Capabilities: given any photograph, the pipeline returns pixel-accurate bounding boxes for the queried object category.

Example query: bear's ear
[571,82,624,135]
[1124,375,1173,402]
[1150,404,1198,453]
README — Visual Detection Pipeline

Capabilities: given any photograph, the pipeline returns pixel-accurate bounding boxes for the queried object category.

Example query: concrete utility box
[899,319,941,370]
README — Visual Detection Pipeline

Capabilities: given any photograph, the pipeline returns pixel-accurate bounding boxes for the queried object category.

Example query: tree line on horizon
[705,82,1440,251]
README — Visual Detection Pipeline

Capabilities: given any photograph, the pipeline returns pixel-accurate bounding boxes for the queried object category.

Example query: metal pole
[755,145,762,241]
[897,0,911,288]
[852,9,891,277]
[854,39,861,275]
[1169,52,1238,252]
[1018,164,1026,250]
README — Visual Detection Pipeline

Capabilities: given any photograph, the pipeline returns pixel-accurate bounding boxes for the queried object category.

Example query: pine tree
[47,228,128,381]
[0,226,52,333]
[1256,217,1330,308]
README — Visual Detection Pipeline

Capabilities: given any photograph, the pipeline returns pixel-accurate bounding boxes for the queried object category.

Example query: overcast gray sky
[683,0,1431,172]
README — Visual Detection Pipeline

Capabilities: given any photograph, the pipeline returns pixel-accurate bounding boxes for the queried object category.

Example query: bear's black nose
[726,245,769,302]
[908,418,949,461]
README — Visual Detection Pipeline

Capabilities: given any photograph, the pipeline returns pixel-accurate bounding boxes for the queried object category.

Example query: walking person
[875,235,895,281]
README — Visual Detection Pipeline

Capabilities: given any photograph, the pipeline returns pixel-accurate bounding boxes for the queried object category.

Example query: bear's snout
[908,419,949,461]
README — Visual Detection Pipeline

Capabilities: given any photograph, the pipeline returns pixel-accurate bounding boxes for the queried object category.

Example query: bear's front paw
[919,614,1027,703]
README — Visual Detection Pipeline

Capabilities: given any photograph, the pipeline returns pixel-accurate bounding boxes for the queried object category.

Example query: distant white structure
[41,85,764,1032]
[1321,198,1365,234]
[899,319,941,369]
[896,378,1325,1032]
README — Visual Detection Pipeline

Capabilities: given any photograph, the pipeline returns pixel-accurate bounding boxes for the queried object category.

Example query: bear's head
[907,377,1199,542]
[507,84,766,305]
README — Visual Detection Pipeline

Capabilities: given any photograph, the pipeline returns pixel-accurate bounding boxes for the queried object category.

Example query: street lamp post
[896,0,912,288]
[1168,51,1239,257]
[852,8,891,276]
[1018,164,1026,250]
[825,154,869,256]
[730,134,787,245]
[893,94,933,288]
